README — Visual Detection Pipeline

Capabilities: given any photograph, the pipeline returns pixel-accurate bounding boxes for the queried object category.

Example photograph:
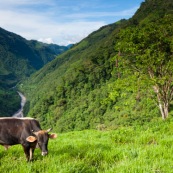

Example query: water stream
[12,92,26,117]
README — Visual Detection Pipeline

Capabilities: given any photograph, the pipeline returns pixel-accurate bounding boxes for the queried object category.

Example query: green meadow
[1,118,173,173]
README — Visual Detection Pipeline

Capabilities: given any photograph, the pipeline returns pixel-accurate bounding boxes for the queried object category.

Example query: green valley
[0,27,70,116]
[20,0,173,132]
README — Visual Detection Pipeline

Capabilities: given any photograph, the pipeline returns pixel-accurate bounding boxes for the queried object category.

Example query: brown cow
[0,117,57,161]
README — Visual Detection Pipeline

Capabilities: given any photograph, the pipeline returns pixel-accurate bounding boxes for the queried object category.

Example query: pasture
[1,119,173,173]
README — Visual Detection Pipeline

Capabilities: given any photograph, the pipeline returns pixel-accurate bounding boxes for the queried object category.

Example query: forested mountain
[0,27,70,88]
[0,27,70,116]
[20,0,173,132]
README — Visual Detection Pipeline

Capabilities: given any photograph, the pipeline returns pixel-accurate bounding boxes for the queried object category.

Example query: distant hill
[20,0,173,132]
[0,27,69,88]
[0,27,70,116]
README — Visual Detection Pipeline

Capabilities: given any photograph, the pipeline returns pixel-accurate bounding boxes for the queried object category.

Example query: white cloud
[38,38,54,44]
[0,9,105,45]
[0,0,140,45]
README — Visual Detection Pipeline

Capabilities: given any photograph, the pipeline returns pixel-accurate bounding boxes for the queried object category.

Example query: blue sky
[0,0,144,45]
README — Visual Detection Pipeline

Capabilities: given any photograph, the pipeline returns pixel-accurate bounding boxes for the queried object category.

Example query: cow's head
[26,128,57,156]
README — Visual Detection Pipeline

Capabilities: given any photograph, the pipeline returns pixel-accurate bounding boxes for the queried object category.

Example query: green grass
[1,119,173,173]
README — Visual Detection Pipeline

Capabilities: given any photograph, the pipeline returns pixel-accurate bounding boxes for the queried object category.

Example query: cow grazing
[0,117,57,161]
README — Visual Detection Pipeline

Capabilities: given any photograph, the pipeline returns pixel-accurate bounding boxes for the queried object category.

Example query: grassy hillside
[1,119,173,172]
[20,0,173,131]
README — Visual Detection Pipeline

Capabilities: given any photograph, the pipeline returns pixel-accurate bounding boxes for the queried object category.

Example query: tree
[115,16,173,119]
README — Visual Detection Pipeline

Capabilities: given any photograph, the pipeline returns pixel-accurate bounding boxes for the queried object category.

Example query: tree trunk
[159,102,169,120]
[153,85,169,119]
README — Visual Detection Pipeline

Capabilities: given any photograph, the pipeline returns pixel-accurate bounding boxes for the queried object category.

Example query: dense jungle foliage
[0,27,70,116]
[20,0,173,132]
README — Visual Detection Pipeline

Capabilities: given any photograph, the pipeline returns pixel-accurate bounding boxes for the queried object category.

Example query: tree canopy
[114,15,173,119]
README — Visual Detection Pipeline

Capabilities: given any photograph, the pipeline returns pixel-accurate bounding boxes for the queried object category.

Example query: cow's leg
[29,148,35,161]
[30,142,37,161]
[22,145,31,161]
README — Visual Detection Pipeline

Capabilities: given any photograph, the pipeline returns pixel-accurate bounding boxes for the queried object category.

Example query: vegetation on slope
[0,27,69,86]
[20,0,173,132]
[0,88,20,117]
[131,0,173,24]
[114,15,173,119]
[0,27,70,116]
[20,20,126,131]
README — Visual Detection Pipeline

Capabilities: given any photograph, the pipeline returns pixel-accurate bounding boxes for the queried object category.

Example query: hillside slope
[1,119,173,172]
[0,27,69,88]
[0,27,70,116]
[21,0,173,132]
[21,20,126,130]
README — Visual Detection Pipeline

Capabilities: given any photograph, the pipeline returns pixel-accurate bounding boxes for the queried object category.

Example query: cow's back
[0,117,41,145]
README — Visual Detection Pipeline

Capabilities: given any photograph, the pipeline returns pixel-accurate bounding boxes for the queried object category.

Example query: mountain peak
[131,0,173,24]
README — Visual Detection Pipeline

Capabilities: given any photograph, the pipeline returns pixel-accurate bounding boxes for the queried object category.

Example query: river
[12,92,26,117]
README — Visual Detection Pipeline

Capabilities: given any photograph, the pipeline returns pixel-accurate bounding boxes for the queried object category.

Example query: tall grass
[1,118,173,172]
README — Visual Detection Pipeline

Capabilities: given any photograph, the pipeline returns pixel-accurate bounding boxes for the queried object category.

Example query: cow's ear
[26,136,37,142]
[49,133,57,139]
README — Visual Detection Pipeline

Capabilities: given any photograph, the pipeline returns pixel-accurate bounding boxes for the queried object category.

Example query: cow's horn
[31,130,39,136]
[33,132,39,136]
[47,128,52,133]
